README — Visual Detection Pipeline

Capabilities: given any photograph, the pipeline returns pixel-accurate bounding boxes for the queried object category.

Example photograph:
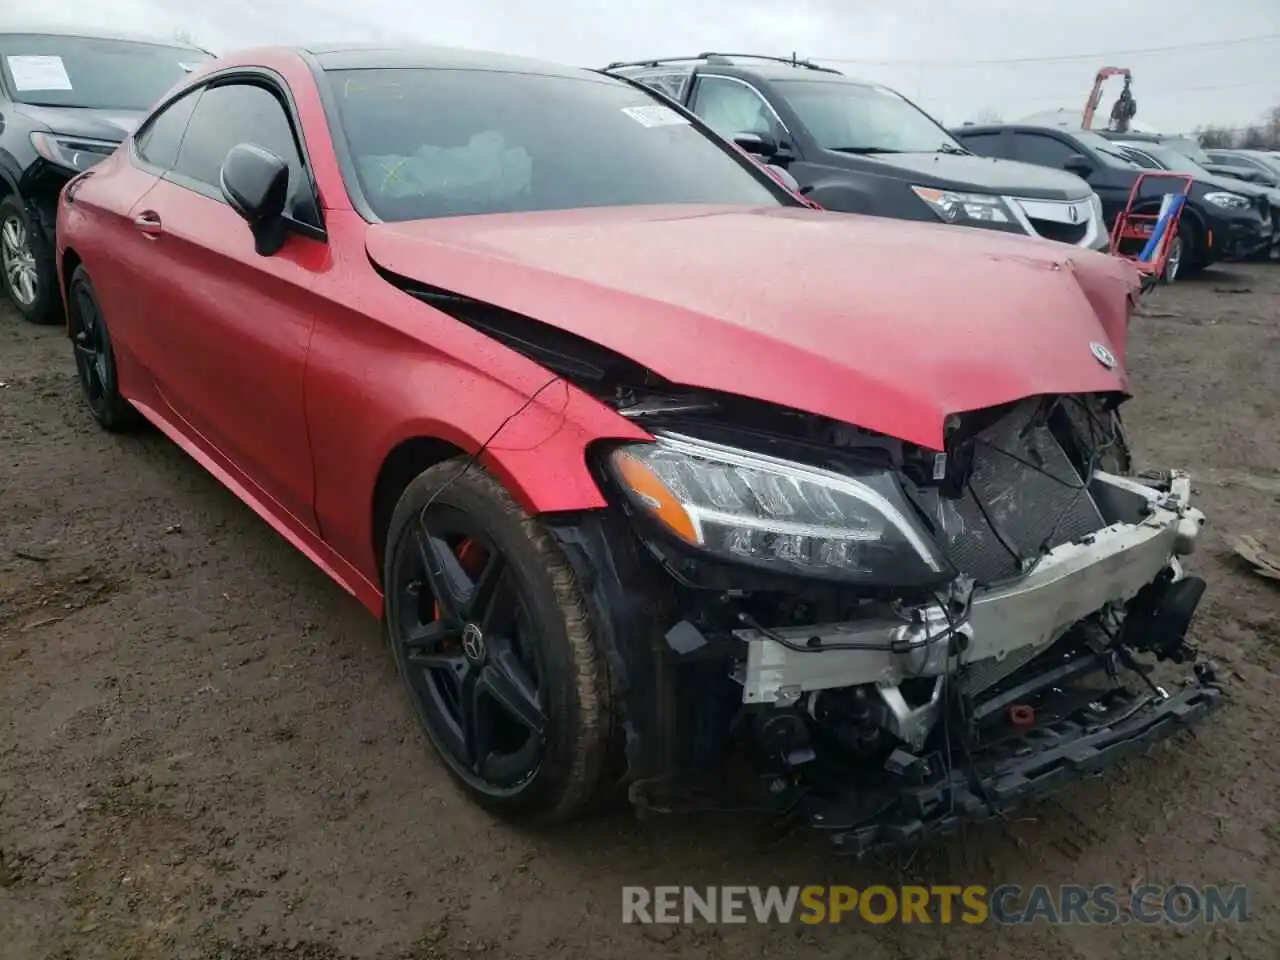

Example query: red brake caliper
[432,538,488,623]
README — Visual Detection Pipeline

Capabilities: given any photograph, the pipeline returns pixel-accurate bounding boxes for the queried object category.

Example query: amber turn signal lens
[612,450,699,545]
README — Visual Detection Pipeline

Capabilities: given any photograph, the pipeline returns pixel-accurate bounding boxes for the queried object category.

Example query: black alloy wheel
[68,266,139,431]
[382,461,613,821]
[390,510,548,792]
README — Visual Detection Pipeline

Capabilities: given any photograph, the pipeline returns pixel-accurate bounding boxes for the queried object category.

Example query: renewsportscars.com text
[621,884,1249,926]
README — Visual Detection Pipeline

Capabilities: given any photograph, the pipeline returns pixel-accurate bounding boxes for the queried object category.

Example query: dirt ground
[2,263,1278,960]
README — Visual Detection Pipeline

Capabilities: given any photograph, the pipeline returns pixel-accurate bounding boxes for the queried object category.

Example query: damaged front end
[391,270,1219,854]
[549,389,1223,855]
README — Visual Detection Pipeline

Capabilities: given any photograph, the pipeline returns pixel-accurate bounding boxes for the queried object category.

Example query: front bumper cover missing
[806,679,1224,857]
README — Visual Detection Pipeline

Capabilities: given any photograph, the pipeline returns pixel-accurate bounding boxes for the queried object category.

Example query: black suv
[0,26,212,322]
[605,54,1109,252]
[952,124,1273,277]
[1111,139,1280,262]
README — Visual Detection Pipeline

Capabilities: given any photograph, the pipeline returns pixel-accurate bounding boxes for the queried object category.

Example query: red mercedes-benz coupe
[56,44,1220,853]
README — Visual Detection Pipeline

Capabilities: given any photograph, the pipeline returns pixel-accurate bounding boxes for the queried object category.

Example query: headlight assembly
[911,186,1014,225]
[1202,191,1251,210]
[606,432,951,586]
[30,132,118,174]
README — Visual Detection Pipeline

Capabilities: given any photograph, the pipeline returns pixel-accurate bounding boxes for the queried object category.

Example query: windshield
[1072,131,1142,168]
[328,67,786,222]
[1119,143,1209,176]
[773,79,963,154]
[1160,137,1212,165]
[0,34,210,111]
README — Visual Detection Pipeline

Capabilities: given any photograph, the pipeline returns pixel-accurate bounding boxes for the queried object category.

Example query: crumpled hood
[367,205,1140,451]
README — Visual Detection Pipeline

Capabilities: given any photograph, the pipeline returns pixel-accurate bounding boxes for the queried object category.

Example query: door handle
[133,211,162,237]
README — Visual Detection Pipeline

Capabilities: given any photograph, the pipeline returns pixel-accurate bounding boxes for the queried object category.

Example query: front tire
[68,266,141,432]
[383,460,613,822]
[1160,230,1183,283]
[0,195,59,324]
[1173,217,1210,278]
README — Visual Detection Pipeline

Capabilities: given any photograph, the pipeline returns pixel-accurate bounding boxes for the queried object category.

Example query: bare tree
[1241,126,1269,149]
[1265,105,1280,148]
[1194,125,1237,148]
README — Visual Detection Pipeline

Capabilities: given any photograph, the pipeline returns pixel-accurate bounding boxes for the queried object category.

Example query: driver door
[126,77,328,533]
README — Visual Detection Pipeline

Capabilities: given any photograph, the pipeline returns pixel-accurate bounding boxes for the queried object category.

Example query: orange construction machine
[1082,66,1137,132]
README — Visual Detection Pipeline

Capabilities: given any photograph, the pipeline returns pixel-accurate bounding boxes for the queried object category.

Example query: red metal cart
[1109,172,1195,285]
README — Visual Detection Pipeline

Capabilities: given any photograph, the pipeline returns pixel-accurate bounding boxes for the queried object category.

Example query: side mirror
[733,130,779,159]
[220,142,290,256]
[1063,153,1093,178]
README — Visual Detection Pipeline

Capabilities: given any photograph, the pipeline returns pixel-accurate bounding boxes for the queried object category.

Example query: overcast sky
[24,0,1280,132]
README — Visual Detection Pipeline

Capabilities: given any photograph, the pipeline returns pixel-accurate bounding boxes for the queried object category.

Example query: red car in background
[56,44,1220,854]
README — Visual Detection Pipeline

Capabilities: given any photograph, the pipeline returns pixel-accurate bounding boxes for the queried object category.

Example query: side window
[956,131,1005,158]
[1013,133,1077,170]
[135,89,202,170]
[171,81,312,218]
[690,76,778,140]
[1121,149,1160,170]
[633,71,689,102]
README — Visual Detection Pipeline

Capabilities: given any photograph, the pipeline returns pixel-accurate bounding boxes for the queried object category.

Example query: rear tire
[68,266,141,432]
[0,195,59,324]
[383,460,614,822]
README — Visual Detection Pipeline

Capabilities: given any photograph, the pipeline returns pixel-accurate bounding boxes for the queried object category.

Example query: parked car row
[5,36,1276,323]
[952,123,1278,276]
[610,55,1279,279]
[607,55,1110,251]
[1095,131,1266,184]
[2,32,1224,854]
[1204,148,1280,188]
[1106,138,1280,262]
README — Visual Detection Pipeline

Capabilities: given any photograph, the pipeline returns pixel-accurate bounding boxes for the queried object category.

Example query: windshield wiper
[827,146,904,155]
[937,143,970,155]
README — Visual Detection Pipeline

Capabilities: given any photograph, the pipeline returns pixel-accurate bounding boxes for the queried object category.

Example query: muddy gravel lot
[2,264,1279,960]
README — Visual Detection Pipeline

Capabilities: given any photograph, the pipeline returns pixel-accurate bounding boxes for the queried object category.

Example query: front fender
[306,315,652,588]
[373,376,648,519]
